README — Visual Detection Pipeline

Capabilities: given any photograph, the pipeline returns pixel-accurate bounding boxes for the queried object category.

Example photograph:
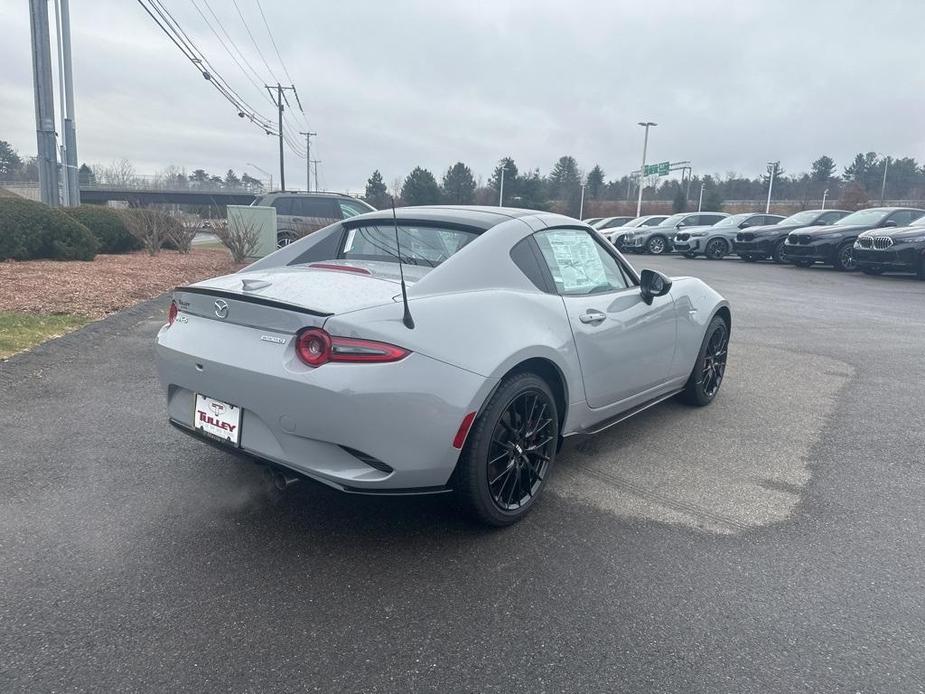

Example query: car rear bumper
[154,317,494,492]
[853,247,920,272]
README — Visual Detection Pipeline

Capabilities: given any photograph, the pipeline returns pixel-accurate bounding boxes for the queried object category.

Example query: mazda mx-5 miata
[155,206,731,525]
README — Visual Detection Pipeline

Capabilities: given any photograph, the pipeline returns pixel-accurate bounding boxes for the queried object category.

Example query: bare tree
[119,208,176,255]
[165,215,199,254]
[216,215,260,263]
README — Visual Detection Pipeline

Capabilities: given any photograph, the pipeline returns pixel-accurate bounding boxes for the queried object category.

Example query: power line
[230,0,280,85]
[253,0,307,127]
[136,0,276,134]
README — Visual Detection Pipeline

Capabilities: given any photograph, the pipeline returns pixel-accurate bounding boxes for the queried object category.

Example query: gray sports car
[155,206,731,525]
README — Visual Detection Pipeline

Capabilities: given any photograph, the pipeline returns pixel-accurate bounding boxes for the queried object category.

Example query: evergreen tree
[0,140,23,178]
[586,164,605,199]
[224,169,240,186]
[441,162,476,204]
[77,163,95,187]
[400,167,440,206]
[489,157,519,205]
[701,175,724,211]
[364,170,390,209]
[810,155,836,182]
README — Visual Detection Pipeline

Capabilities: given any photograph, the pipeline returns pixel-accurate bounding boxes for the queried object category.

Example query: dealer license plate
[193,394,241,446]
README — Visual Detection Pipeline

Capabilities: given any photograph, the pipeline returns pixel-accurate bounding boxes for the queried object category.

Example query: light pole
[822,188,829,210]
[880,156,890,205]
[498,165,505,207]
[698,182,704,212]
[579,184,585,219]
[636,121,656,217]
[246,162,273,191]
[765,161,779,214]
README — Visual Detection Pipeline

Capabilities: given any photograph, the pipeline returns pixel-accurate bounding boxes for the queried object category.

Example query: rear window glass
[340,224,477,267]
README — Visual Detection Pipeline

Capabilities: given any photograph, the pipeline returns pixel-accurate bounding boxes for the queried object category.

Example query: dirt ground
[0,249,243,319]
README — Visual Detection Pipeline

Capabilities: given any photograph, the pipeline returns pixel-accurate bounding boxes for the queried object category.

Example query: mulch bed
[0,249,244,319]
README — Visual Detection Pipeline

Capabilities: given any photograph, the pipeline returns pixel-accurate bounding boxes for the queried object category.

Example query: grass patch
[0,311,90,359]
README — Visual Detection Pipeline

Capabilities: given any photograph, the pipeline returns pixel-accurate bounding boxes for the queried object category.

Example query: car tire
[682,252,696,259]
[704,238,728,260]
[277,232,298,249]
[772,240,788,264]
[646,235,669,255]
[456,372,559,527]
[679,315,729,407]
[833,242,857,271]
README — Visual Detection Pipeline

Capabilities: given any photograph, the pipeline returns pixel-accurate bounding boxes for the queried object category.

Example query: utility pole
[311,160,321,191]
[880,156,890,205]
[56,0,78,205]
[29,0,60,206]
[265,83,300,192]
[300,131,316,192]
[636,121,657,217]
[765,161,779,214]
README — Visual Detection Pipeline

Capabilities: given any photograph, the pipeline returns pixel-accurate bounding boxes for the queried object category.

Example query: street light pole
[498,166,505,207]
[28,0,60,206]
[698,183,704,212]
[880,156,890,205]
[765,161,779,214]
[822,188,829,210]
[579,184,585,219]
[636,121,656,217]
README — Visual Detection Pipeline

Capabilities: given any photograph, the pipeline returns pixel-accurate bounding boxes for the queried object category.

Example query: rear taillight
[167,300,178,327]
[295,328,409,367]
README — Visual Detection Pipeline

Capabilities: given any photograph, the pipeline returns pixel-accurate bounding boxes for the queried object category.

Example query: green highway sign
[644,161,671,176]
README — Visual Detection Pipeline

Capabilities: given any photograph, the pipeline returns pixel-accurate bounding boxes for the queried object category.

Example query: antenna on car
[391,198,415,329]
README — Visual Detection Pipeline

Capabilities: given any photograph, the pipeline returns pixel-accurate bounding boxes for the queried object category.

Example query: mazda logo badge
[213,299,229,319]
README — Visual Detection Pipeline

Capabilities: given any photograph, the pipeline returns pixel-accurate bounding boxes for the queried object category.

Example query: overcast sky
[2,0,924,193]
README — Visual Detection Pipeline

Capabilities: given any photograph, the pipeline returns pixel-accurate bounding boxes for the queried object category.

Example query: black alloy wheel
[456,372,559,526]
[646,235,668,255]
[680,315,729,406]
[834,243,857,271]
[772,240,789,264]
[705,238,728,260]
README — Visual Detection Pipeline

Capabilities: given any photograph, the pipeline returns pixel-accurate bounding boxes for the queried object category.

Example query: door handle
[579,310,607,324]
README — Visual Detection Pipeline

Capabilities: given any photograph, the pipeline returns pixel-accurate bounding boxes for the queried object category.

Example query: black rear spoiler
[174,286,333,318]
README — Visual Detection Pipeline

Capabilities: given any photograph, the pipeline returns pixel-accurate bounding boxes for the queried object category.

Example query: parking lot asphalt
[2,256,924,692]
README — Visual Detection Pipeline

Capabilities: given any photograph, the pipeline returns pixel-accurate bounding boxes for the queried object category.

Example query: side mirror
[639,269,672,304]
[883,220,898,227]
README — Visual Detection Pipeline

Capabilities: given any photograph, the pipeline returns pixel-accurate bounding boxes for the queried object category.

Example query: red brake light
[296,328,409,367]
[167,300,178,327]
[308,263,371,275]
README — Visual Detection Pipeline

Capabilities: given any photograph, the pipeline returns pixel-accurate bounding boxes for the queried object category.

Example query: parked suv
[783,207,925,271]
[734,209,849,263]
[608,214,669,249]
[854,216,925,278]
[622,212,728,255]
[252,192,376,248]
[674,213,784,259]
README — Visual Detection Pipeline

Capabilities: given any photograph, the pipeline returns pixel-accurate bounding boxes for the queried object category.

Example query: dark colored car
[252,192,376,248]
[734,209,849,263]
[854,217,925,278]
[783,207,925,271]
[673,213,784,259]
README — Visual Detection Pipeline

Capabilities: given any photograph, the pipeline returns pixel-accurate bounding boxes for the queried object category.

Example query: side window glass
[339,200,368,218]
[534,228,629,295]
[889,210,915,227]
[819,211,843,225]
[272,198,292,215]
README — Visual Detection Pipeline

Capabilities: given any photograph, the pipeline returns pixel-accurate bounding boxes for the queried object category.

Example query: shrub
[217,215,259,263]
[64,205,141,253]
[0,197,98,261]
[118,208,183,255]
